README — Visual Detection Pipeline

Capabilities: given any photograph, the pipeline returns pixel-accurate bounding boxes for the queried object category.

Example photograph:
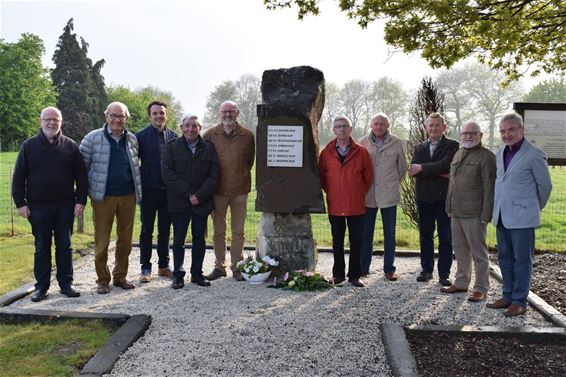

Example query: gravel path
[9,249,554,377]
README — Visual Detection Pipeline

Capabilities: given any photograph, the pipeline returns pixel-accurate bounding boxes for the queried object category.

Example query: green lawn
[0,319,114,377]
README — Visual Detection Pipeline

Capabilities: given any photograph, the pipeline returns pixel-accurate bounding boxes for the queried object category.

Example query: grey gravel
[9,249,554,377]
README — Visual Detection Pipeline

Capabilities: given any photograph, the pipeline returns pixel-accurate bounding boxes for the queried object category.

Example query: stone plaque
[267,125,303,167]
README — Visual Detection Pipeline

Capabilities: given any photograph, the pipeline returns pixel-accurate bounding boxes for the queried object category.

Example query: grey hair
[333,115,352,128]
[499,112,523,128]
[219,100,238,110]
[104,102,130,117]
[425,112,446,125]
[461,120,482,133]
[40,106,62,119]
[370,113,390,126]
[181,114,201,127]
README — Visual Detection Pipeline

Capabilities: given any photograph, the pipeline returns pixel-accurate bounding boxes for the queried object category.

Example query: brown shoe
[468,292,486,302]
[486,298,511,309]
[205,268,226,281]
[97,283,110,294]
[504,304,527,317]
[113,278,135,290]
[348,278,365,287]
[158,268,173,278]
[233,270,245,282]
[441,285,468,293]
[385,272,398,281]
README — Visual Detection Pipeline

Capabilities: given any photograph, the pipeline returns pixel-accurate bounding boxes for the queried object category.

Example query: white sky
[0,0,539,118]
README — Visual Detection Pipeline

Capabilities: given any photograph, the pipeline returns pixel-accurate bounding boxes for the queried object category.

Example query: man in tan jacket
[442,121,495,302]
[359,113,407,281]
[203,101,255,281]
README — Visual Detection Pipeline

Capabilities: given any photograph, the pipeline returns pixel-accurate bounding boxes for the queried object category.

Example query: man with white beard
[12,107,88,302]
[203,101,255,281]
[442,121,496,302]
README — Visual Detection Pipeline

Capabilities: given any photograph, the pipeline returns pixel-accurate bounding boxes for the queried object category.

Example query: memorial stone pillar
[255,66,325,276]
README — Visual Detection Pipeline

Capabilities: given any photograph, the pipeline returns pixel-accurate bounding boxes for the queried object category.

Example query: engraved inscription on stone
[524,109,566,159]
[267,125,303,167]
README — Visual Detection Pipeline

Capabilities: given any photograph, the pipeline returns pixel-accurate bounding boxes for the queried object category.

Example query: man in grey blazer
[486,112,552,317]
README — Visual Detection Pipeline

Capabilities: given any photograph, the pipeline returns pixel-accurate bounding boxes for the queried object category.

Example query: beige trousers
[211,194,248,273]
[451,216,490,294]
[92,193,136,284]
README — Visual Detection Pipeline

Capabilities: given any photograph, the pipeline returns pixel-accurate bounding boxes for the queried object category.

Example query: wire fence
[1,152,564,252]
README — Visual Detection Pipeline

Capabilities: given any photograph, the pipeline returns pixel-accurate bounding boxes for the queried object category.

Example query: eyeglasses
[221,110,236,114]
[460,131,479,137]
[41,118,61,123]
[107,113,127,120]
[499,127,520,134]
[333,124,350,129]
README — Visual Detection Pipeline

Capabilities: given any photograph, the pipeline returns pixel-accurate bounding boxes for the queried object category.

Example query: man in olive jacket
[443,121,495,302]
[162,115,219,289]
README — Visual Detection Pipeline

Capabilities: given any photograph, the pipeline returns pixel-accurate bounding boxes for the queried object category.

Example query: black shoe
[60,286,81,298]
[416,271,433,282]
[31,289,48,302]
[439,277,452,286]
[172,277,185,289]
[191,276,211,287]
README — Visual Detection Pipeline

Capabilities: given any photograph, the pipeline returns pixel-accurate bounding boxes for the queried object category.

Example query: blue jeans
[416,200,453,278]
[496,222,535,308]
[139,189,171,271]
[171,210,208,279]
[329,215,363,280]
[28,207,75,291]
[361,206,397,274]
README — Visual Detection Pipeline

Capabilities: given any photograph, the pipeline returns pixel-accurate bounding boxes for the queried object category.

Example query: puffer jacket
[203,122,255,196]
[319,137,373,216]
[358,132,407,208]
[80,124,142,203]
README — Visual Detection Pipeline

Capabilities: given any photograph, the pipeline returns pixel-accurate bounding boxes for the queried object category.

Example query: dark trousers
[28,206,75,291]
[139,189,171,271]
[329,215,363,280]
[171,210,207,279]
[416,200,453,278]
[361,205,397,274]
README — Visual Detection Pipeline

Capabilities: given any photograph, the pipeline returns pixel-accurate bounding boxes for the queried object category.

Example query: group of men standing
[318,111,552,317]
[13,99,552,317]
[12,100,254,301]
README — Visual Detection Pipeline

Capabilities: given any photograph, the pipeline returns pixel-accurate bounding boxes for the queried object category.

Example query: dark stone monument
[255,66,325,275]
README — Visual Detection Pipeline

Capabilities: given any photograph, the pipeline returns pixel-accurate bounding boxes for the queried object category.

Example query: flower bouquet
[273,270,333,291]
[237,254,279,284]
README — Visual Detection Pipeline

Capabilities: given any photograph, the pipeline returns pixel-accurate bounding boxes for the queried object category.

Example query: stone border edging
[489,263,566,328]
[0,307,151,377]
[406,324,566,340]
[380,323,419,377]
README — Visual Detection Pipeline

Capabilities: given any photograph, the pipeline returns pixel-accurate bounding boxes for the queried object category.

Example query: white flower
[253,264,260,273]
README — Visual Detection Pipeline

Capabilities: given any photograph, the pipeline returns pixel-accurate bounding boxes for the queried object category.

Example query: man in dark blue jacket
[12,107,88,302]
[162,115,219,289]
[135,101,178,283]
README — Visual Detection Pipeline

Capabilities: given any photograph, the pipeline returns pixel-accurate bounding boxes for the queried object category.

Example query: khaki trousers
[92,193,136,284]
[211,194,248,273]
[451,216,490,293]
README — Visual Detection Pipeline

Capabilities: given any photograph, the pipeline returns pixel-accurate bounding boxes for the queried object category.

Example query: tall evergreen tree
[51,19,107,142]
[400,78,445,229]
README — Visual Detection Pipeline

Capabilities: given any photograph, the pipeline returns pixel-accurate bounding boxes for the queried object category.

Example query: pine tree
[399,77,445,229]
[51,19,107,142]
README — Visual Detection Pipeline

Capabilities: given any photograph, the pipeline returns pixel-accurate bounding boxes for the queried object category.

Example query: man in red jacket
[319,116,373,287]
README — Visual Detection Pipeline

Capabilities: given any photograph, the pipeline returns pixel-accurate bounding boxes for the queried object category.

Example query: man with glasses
[486,112,552,317]
[443,121,495,303]
[135,101,177,283]
[80,102,142,294]
[319,115,373,287]
[409,113,459,286]
[203,101,255,282]
[12,107,88,302]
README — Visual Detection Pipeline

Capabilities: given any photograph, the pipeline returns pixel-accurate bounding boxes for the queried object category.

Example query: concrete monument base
[256,212,318,276]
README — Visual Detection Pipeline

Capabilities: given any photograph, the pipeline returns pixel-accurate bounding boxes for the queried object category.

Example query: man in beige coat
[442,121,496,302]
[203,101,255,281]
[359,113,407,280]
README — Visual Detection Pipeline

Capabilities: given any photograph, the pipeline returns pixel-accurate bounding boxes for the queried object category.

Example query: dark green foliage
[0,34,57,151]
[51,19,107,142]
[523,78,566,103]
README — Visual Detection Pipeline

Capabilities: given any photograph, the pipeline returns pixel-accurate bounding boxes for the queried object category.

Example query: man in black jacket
[409,113,459,285]
[135,101,178,283]
[12,107,88,302]
[162,115,219,289]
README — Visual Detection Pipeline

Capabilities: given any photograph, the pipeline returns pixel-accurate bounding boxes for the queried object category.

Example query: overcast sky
[0,0,538,119]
